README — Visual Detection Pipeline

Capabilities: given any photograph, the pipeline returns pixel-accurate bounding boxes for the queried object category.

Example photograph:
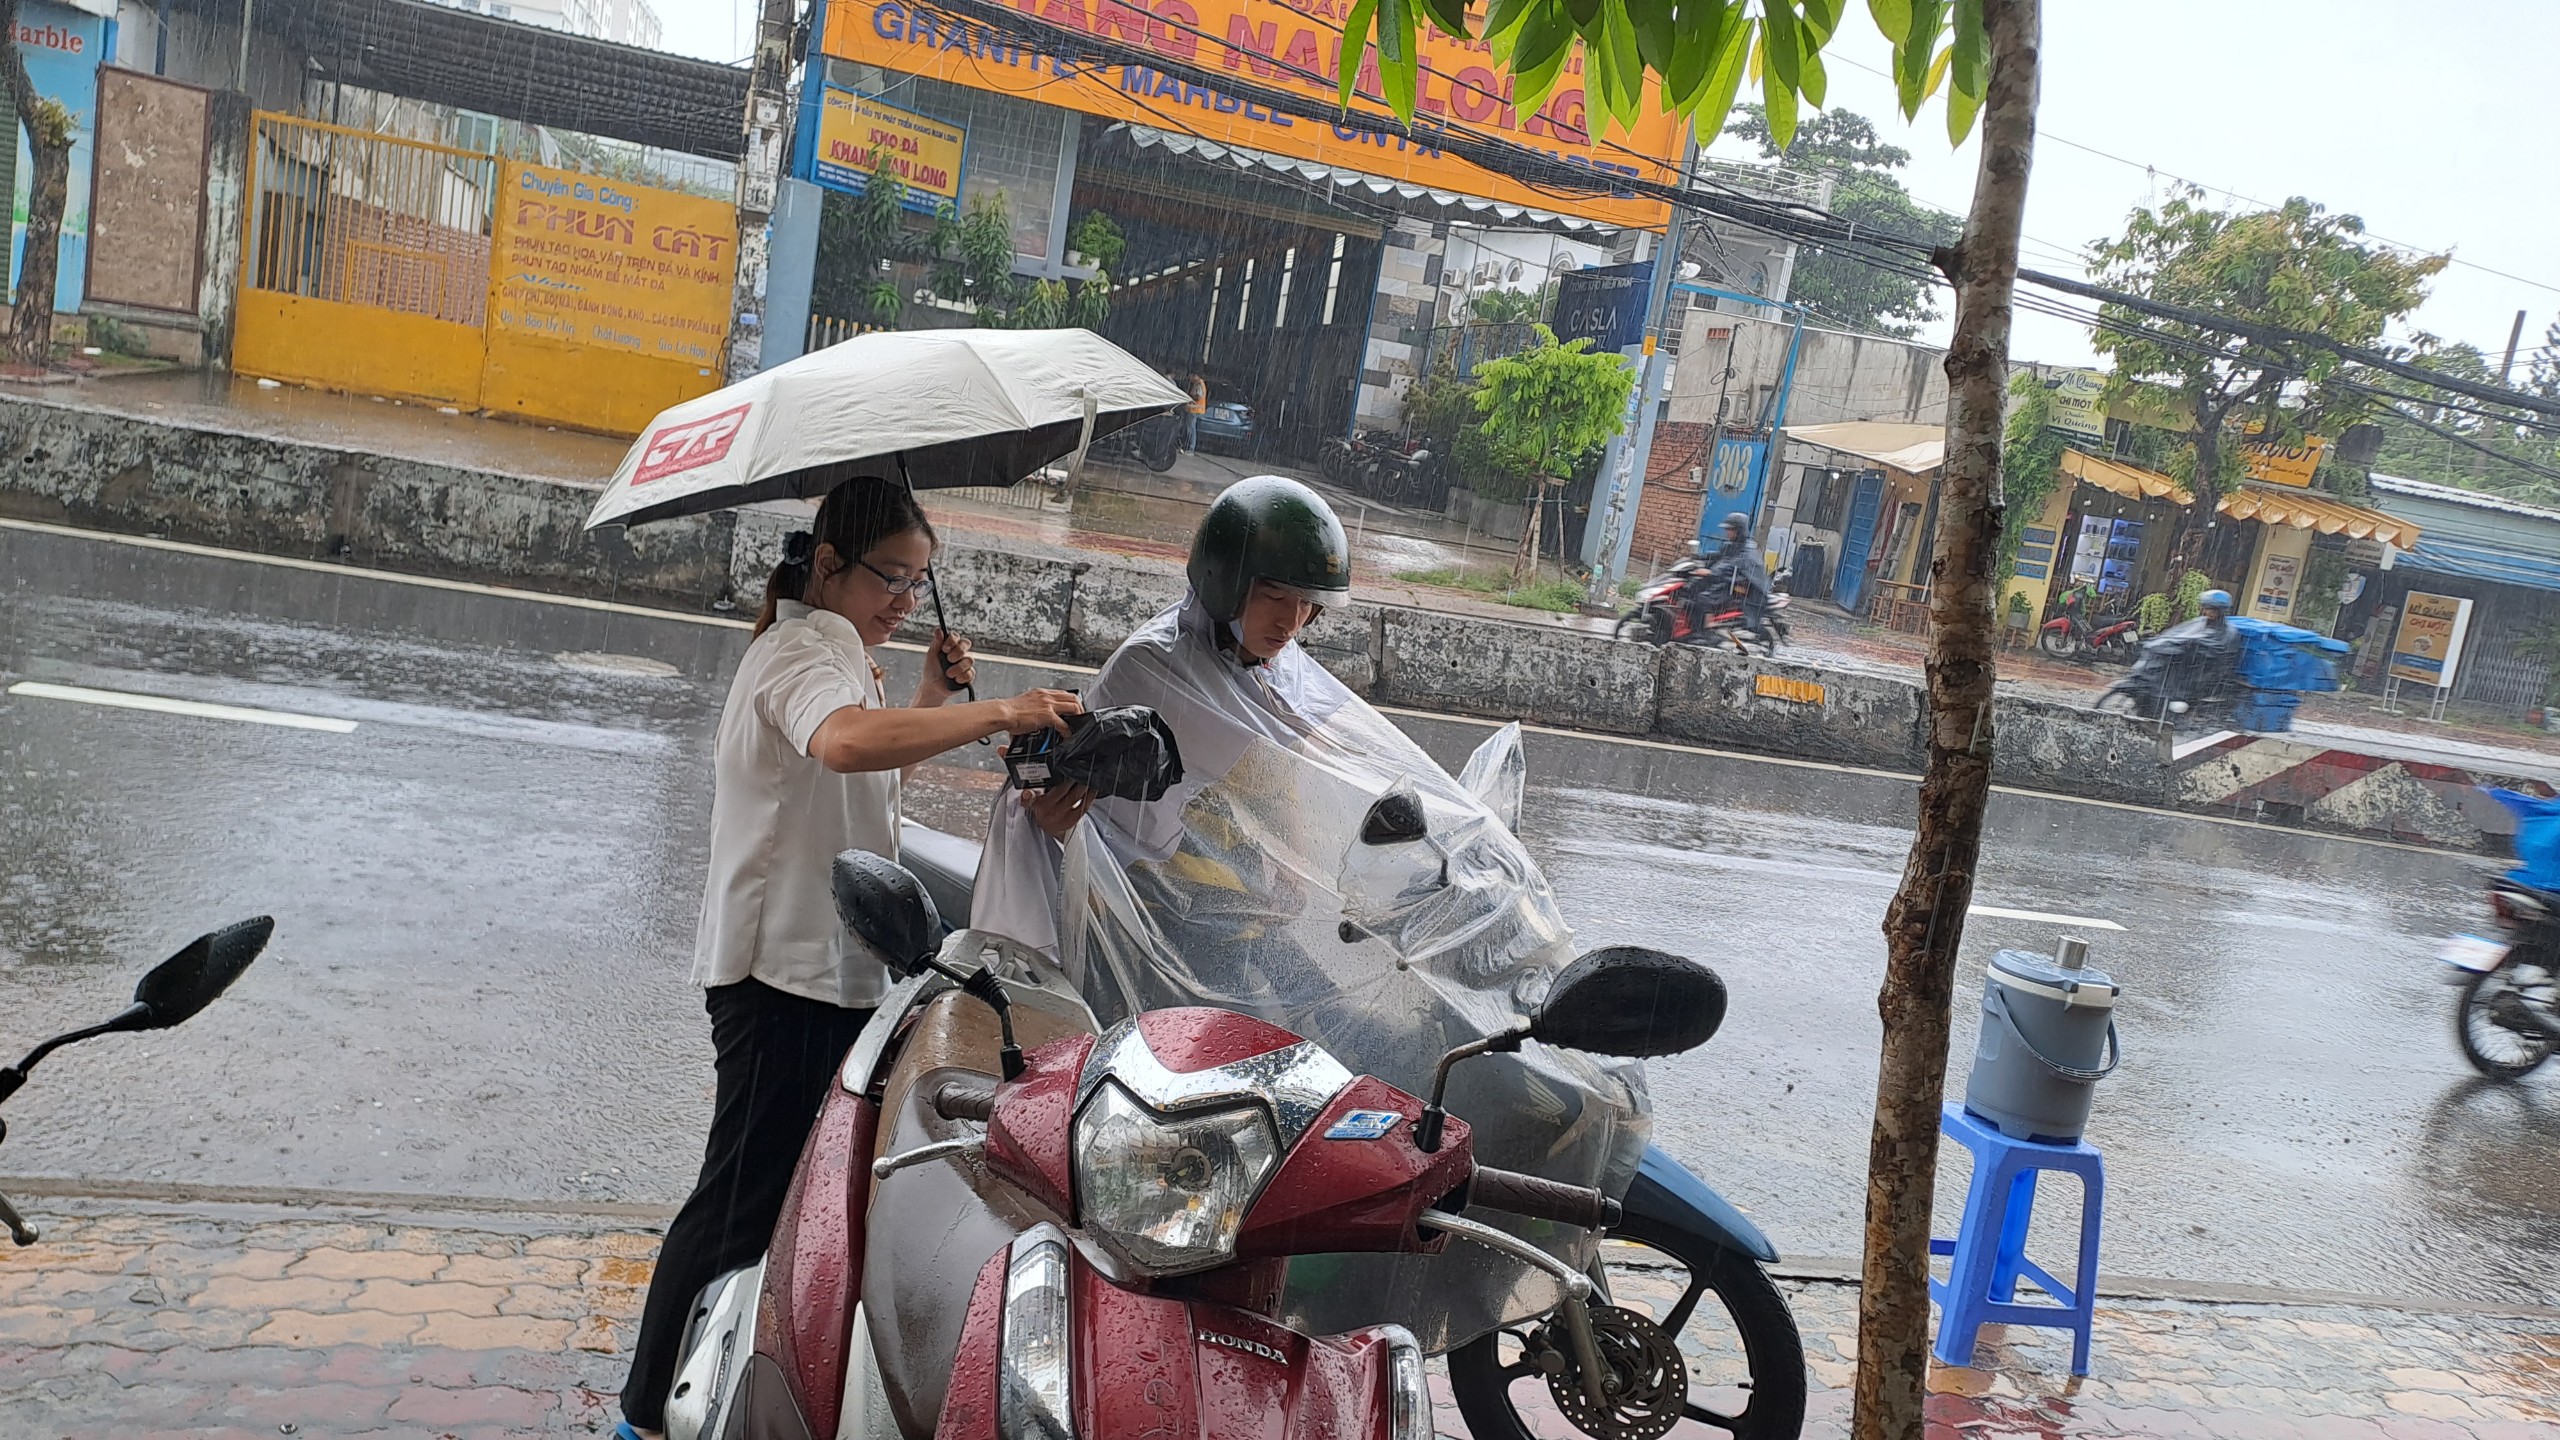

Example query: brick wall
[1630,421,1715,570]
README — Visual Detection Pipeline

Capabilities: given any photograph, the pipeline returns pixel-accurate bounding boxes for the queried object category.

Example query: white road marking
[9,680,359,733]
[1966,904,2127,932]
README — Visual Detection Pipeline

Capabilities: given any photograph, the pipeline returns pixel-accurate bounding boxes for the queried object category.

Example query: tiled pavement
[4,1199,2556,1438]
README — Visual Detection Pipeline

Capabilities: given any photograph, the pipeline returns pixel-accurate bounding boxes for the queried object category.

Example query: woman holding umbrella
[617,476,1079,1440]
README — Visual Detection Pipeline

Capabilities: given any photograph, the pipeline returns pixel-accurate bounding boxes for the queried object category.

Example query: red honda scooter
[657,853,1729,1440]
[1617,559,1793,655]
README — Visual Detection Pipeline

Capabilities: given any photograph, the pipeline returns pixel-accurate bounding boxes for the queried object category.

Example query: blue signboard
[1552,261,1650,353]
[8,1,110,317]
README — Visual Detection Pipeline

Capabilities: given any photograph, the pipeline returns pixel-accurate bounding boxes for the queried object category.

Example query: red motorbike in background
[655,852,1740,1440]
[2038,584,2141,662]
[1617,557,1794,655]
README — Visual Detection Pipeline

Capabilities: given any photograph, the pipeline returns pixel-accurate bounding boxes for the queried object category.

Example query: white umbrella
[582,327,1190,531]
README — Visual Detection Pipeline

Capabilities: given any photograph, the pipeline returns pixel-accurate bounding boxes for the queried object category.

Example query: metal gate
[236,112,497,407]
[1698,435,1769,549]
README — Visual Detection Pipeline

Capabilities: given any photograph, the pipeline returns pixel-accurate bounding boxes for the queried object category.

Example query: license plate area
[2440,935,2509,977]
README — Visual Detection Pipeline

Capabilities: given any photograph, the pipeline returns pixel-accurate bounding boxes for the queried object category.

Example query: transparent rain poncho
[977,596,1648,1350]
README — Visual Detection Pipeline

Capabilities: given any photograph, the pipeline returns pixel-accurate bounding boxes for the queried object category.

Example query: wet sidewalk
[5,1198,2552,1437]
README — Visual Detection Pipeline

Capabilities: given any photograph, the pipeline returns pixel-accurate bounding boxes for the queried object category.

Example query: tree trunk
[1511,476,1547,583]
[8,137,69,368]
[4,0,72,371]
[1850,3,2039,1439]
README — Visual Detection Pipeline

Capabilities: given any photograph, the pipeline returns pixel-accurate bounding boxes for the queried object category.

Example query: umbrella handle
[896,451,980,710]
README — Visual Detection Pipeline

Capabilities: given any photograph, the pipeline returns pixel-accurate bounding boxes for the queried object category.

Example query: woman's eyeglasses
[856,558,935,597]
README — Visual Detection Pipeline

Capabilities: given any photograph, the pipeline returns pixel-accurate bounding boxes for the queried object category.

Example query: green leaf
[1800,44,1827,109]
[1567,0,1603,27]
[1763,4,1801,92]
[1893,0,1946,117]
[1337,0,1378,109]
[1603,0,1645,116]
[1802,0,1844,42]
[1426,0,1475,39]
[1378,0,1420,116]
[1923,42,1952,100]
[1664,7,1719,107]
[1481,0,1536,43]
[1509,11,1577,118]
[1868,0,1912,41]
[1687,10,1753,141]
[1760,40,1799,150]
[1945,73,1984,144]
[1633,2,1679,76]
[1950,0,1986,98]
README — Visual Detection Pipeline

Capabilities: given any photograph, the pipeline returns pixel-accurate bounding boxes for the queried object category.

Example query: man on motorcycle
[1688,512,1772,640]
[2104,587,2245,719]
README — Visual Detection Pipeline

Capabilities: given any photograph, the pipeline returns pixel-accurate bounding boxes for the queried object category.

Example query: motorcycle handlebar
[1468,1167,1621,1231]
[930,1075,999,1123]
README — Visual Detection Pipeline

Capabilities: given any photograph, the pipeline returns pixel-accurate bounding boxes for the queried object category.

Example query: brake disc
[1543,1304,1688,1440]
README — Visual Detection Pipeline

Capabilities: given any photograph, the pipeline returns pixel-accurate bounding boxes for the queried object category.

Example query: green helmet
[1187,475,1353,622]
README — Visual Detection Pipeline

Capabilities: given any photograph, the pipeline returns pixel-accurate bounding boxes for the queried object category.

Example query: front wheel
[2459,956,2560,1080]
[1615,608,1670,645]
[1448,1215,1806,1440]
[2037,627,2079,659]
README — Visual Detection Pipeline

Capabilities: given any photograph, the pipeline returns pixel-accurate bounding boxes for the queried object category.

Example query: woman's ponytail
[753,530,819,636]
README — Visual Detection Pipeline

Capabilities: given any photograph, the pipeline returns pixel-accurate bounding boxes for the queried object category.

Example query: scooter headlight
[1073,1082,1279,1274]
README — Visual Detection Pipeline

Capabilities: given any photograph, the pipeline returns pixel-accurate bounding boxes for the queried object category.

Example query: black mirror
[832,850,941,978]
[1529,946,1726,1058]
[124,917,273,1032]
[1360,791,1429,845]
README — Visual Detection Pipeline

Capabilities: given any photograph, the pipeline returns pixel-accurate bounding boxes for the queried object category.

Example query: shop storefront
[783,0,1689,458]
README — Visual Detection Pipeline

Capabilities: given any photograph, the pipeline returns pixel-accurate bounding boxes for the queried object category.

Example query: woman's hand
[917,629,973,706]
[1021,781,1097,840]
[996,688,1082,738]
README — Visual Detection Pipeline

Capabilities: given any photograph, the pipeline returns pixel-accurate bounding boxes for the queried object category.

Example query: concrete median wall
[1655,646,1924,770]
[1373,607,1658,734]
[1991,693,2174,806]
[0,391,733,603]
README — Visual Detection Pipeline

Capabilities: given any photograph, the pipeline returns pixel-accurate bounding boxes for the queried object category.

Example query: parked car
[1196,390,1257,453]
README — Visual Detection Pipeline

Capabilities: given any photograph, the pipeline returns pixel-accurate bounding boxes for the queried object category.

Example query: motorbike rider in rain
[1687,511,1772,641]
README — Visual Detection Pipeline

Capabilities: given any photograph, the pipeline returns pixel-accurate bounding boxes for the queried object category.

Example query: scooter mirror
[832,850,942,978]
[124,917,274,1032]
[1529,946,1726,1058]
[1359,791,1429,845]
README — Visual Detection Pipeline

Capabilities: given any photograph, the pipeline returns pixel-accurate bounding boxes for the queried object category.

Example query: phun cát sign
[814,90,967,208]
[492,164,739,368]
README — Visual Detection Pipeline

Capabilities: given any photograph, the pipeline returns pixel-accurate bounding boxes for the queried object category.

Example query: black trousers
[621,978,872,1429]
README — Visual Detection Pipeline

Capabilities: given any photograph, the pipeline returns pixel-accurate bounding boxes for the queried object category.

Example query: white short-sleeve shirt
[692,600,901,1007]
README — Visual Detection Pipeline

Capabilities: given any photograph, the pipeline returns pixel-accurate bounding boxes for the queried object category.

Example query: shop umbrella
[580,326,1189,531]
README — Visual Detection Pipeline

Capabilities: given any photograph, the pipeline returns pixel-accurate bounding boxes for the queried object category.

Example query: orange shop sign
[818,0,1685,229]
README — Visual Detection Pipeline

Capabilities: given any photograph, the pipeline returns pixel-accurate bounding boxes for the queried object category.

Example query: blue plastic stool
[1928,1101,2104,1374]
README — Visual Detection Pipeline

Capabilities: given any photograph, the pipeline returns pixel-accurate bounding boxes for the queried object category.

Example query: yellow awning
[2061,449,2192,504]
[2218,487,2420,548]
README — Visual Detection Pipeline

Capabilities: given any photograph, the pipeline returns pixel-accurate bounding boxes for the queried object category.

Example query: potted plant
[1066,211,1125,275]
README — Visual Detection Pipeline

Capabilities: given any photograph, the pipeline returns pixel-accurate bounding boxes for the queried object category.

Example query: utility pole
[1581,150,1693,611]
[727,0,797,383]
[2474,309,2528,479]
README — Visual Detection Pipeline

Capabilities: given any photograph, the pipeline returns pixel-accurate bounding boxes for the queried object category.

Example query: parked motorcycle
[1,917,274,1247]
[1090,410,1182,473]
[2038,585,2141,663]
[1617,558,1794,656]
[657,727,1805,1440]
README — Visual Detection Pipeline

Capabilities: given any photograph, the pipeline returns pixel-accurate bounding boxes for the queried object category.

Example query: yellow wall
[234,292,484,409]
[2244,524,2314,623]
[2000,482,2076,626]
[479,336,722,437]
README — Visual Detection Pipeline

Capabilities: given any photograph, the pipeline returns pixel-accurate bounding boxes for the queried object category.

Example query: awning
[1119,126,1611,233]
[2061,449,2192,504]
[2059,451,2422,547]
[2401,536,2560,593]
[2219,487,2420,548]
[1780,421,1944,475]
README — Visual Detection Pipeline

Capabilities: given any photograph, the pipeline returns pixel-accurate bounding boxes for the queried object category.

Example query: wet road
[2,520,2553,1310]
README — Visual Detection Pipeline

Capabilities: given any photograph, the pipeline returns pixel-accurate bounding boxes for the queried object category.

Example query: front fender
[1621,1145,1779,1265]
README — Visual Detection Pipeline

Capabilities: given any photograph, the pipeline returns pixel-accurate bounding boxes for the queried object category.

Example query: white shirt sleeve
[756,625,873,756]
